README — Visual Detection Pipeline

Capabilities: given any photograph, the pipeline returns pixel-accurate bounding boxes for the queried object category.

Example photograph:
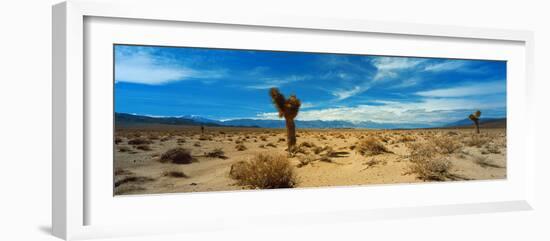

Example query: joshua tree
[269,88,301,154]
[468,110,482,134]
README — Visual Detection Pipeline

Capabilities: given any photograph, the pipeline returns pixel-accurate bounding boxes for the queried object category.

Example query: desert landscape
[114,123,506,195]
[113,44,508,195]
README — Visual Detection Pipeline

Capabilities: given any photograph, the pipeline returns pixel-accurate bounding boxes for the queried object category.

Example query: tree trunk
[285,118,296,152]
[474,120,480,134]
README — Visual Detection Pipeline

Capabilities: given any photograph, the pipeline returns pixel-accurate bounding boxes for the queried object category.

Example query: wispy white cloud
[416,80,505,97]
[300,102,316,109]
[372,57,425,81]
[256,96,505,124]
[423,61,467,72]
[389,78,420,89]
[332,86,368,100]
[115,48,225,85]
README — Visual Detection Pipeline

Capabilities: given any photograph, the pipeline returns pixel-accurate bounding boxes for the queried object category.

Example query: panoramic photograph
[113,44,507,195]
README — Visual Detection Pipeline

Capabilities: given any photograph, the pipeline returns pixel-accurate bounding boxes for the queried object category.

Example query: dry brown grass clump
[160,148,194,164]
[406,142,452,181]
[162,170,188,178]
[114,168,133,176]
[198,135,212,141]
[407,142,437,163]
[299,141,315,148]
[398,135,416,143]
[118,146,131,152]
[355,137,390,156]
[204,148,227,159]
[362,158,387,169]
[297,154,317,168]
[463,135,489,148]
[483,144,501,154]
[135,144,152,151]
[432,136,462,154]
[229,153,295,189]
[115,137,123,144]
[128,137,152,145]
[266,143,277,148]
[114,176,155,188]
[407,157,452,181]
[235,144,247,151]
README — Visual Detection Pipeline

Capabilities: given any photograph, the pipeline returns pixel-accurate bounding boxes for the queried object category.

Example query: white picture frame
[52,0,535,240]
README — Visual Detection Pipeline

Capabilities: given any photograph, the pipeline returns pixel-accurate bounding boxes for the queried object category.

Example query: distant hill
[444,118,506,129]
[115,113,226,127]
[115,112,506,129]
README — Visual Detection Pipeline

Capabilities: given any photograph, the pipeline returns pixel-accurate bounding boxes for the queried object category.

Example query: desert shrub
[160,148,194,164]
[114,168,133,176]
[266,143,277,148]
[128,137,152,145]
[355,137,390,156]
[229,153,295,189]
[363,158,387,169]
[177,138,186,144]
[235,144,247,151]
[297,155,317,168]
[299,141,315,148]
[310,145,329,155]
[198,135,212,141]
[407,142,437,163]
[135,144,152,151]
[484,144,501,154]
[447,131,459,136]
[407,157,452,181]
[406,142,452,181]
[118,146,131,152]
[205,148,226,159]
[398,135,416,143]
[278,138,286,143]
[194,142,201,147]
[162,170,188,178]
[289,145,309,156]
[433,136,462,154]
[463,135,489,148]
[115,137,123,144]
[114,176,155,188]
[318,156,333,163]
[322,147,349,158]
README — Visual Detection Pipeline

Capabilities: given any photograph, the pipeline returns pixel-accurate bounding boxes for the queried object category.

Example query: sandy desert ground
[113,126,506,195]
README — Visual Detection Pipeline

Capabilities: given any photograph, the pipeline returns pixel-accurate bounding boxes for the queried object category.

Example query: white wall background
[0,0,548,240]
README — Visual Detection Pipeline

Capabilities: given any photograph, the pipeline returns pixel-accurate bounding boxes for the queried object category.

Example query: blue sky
[114,44,506,125]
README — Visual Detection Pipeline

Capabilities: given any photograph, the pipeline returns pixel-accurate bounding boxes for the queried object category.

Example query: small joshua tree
[269,88,301,154]
[468,110,482,134]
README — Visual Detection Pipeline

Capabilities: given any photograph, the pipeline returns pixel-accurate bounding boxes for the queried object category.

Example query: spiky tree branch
[270,88,301,154]
[468,110,481,134]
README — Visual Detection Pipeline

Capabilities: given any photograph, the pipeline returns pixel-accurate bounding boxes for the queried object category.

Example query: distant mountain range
[444,117,507,128]
[115,112,506,129]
